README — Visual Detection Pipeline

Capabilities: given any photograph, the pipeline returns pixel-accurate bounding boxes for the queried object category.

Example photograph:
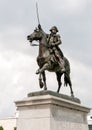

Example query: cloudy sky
[0,0,92,118]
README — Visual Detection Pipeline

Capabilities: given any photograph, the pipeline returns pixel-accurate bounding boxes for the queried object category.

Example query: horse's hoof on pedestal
[44,87,47,91]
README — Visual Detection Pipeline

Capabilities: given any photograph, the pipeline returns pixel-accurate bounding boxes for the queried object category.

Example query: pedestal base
[15,91,90,130]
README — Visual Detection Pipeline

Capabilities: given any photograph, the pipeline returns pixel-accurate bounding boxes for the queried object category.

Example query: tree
[14,127,16,130]
[0,126,3,130]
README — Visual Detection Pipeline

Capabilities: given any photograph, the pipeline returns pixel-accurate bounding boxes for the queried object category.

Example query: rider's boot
[60,65,66,73]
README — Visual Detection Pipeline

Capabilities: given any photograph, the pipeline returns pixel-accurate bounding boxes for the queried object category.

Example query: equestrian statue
[27,24,74,97]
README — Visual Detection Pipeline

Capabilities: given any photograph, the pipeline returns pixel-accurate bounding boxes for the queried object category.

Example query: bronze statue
[47,26,65,72]
[27,24,74,97]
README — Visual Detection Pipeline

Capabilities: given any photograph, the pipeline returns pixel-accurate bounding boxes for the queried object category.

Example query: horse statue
[27,26,74,97]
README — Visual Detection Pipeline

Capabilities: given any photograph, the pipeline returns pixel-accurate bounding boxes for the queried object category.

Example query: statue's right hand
[38,24,41,29]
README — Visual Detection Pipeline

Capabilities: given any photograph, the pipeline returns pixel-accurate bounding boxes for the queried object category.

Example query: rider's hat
[50,26,58,32]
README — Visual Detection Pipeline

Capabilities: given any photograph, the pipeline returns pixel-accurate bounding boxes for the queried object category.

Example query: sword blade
[36,2,40,25]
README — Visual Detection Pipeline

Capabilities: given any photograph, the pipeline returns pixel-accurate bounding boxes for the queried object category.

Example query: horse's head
[27,27,43,43]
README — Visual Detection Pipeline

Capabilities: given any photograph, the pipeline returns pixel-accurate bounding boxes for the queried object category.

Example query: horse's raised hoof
[36,69,40,74]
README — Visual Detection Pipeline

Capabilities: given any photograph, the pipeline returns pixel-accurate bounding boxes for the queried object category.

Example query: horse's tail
[63,57,74,97]
[64,57,72,87]
[64,72,72,87]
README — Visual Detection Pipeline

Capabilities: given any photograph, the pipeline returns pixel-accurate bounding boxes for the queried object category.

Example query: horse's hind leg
[56,72,62,93]
[68,75,74,97]
[70,84,74,97]
[42,71,47,90]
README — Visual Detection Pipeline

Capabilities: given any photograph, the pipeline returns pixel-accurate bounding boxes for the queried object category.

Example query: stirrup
[61,68,66,73]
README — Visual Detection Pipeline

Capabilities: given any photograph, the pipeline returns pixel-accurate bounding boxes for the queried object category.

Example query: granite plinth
[15,90,90,130]
[28,90,81,103]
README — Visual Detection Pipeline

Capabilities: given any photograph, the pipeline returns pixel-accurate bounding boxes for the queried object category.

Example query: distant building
[0,117,17,130]
[88,116,92,130]
[0,115,92,130]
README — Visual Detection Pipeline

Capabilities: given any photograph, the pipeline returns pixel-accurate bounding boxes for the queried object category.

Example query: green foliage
[14,127,16,130]
[0,126,3,130]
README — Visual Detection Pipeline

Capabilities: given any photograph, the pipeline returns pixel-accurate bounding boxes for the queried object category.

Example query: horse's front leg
[36,63,49,74]
[39,73,44,89]
[42,71,47,90]
[38,71,47,91]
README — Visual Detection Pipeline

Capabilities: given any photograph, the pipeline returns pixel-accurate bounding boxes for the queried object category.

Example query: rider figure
[47,26,65,72]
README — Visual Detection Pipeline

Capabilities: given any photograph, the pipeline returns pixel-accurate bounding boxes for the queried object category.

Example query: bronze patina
[27,24,74,97]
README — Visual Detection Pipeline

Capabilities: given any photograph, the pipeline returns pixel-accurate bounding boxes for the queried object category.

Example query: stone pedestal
[15,91,90,130]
